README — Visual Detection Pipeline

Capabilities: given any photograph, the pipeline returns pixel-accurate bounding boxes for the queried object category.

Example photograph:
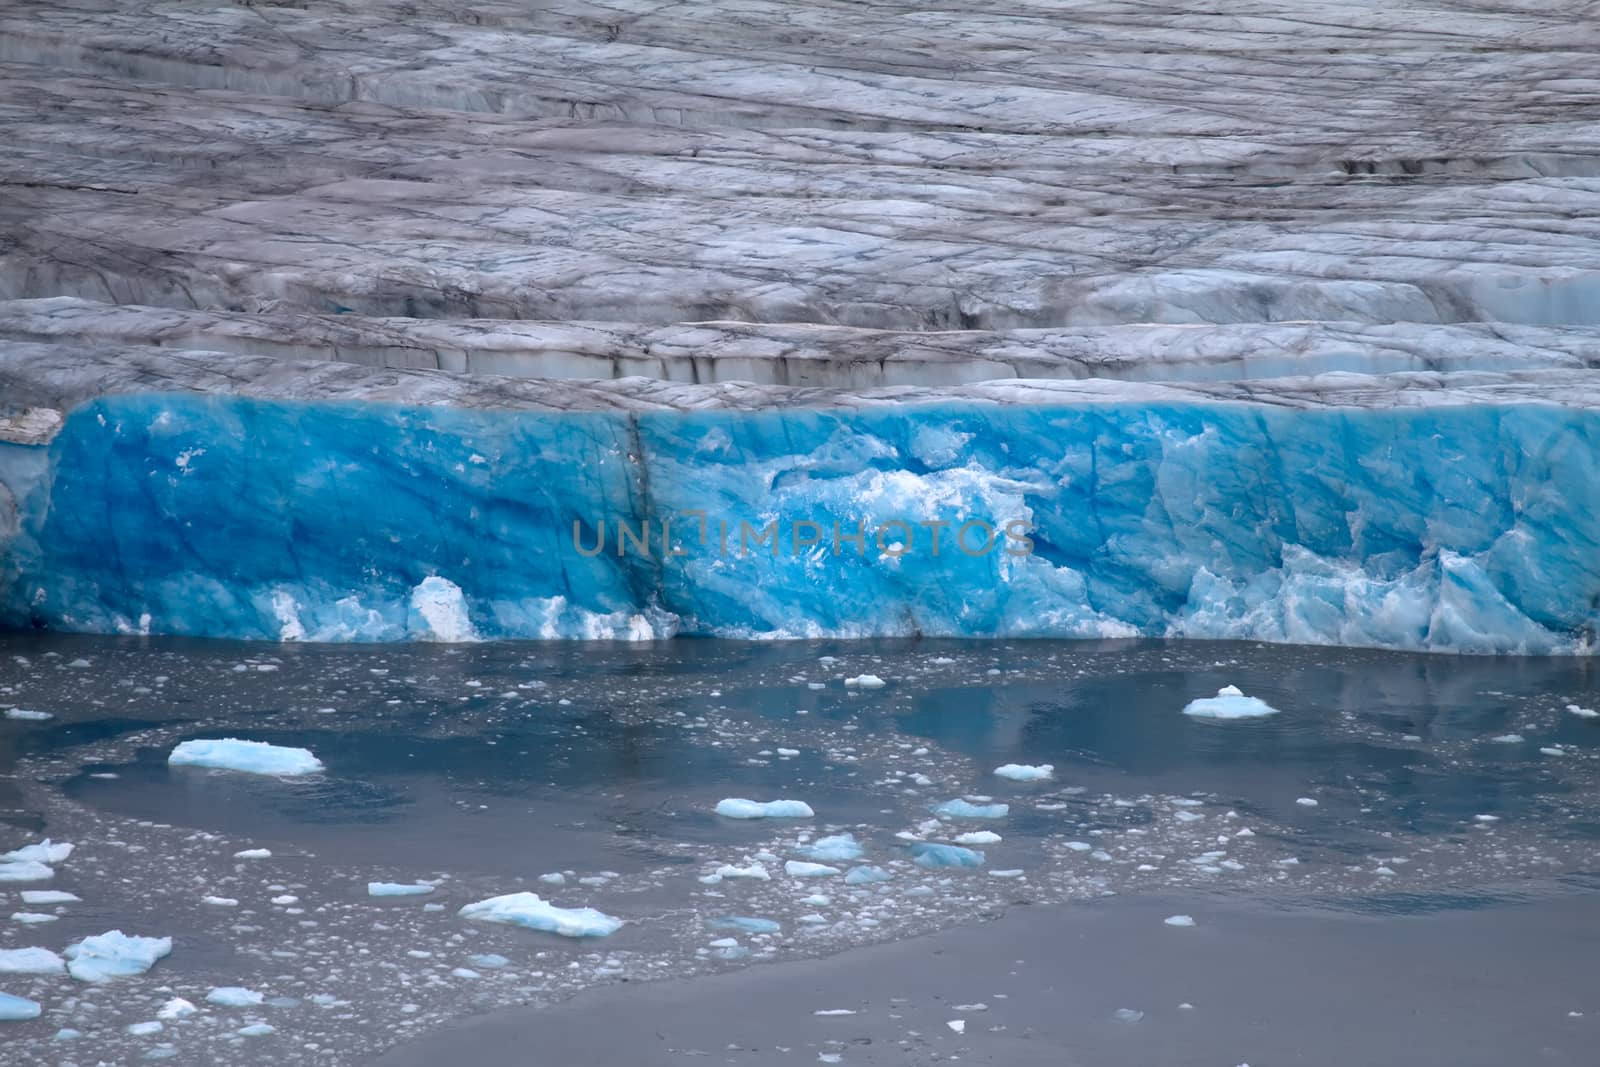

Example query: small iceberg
[0,860,54,883]
[368,882,434,897]
[458,893,622,938]
[169,739,324,776]
[0,947,65,975]
[20,890,79,905]
[993,764,1053,782]
[4,709,52,721]
[844,865,892,885]
[206,987,265,1007]
[953,831,1002,845]
[909,843,985,868]
[0,992,41,1021]
[157,999,198,1020]
[1164,914,1197,927]
[1181,686,1281,720]
[784,861,841,878]
[804,834,863,862]
[3,839,73,865]
[709,916,781,935]
[715,798,814,819]
[933,799,1009,819]
[843,675,886,689]
[63,931,172,982]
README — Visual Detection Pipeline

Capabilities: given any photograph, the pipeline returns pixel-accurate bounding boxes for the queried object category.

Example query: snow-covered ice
[715,798,815,819]
[458,893,622,938]
[169,739,324,775]
[1182,686,1282,720]
[954,831,1002,845]
[844,675,886,688]
[63,931,173,982]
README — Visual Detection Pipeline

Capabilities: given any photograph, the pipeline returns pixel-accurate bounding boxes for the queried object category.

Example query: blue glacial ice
[457,893,622,938]
[63,931,172,982]
[368,882,435,897]
[206,987,265,1007]
[168,739,325,776]
[715,798,815,819]
[803,834,864,862]
[933,799,1010,819]
[7,384,1600,654]
[0,992,41,1022]
[784,861,841,878]
[1182,686,1282,720]
[909,843,986,869]
[844,865,893,884]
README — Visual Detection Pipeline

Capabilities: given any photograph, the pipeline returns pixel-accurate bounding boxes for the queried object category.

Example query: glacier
[0,1,1598,654]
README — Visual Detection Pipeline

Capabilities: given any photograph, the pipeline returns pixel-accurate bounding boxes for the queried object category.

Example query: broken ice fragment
[1182,686,1281,719]
[64,931,172,982]
[933,799,1008,819]
[909,843,985,868]
[458,893,622,937]
[993,764,1053,781]
[715,798,814,819]
[169,739,323,776]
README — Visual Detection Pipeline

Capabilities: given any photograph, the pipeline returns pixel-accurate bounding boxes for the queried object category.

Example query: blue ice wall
[2,393,1598,652]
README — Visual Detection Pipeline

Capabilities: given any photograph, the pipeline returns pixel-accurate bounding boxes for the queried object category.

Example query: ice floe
[784,861,841,878]
[63,931,173,982]
[993,763,1053,781]
[3,709,52,721]
[0,992,41,1021]
[458,893,622,937]
[933,799,1009,819]
[803,834,864,862]
[0,947,65,975]
[207,987,265,1007]
[368,882,435,897]
[19,890,78,905]
[714,798,814,819]
[1182,685,1282,719]
[169,739,324,775]
[909,843,985,868]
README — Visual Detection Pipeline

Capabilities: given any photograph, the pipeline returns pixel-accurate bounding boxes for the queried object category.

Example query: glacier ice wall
[4,388,1597,653]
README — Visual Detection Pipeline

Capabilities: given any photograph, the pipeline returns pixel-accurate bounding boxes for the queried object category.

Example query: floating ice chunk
[468,954,509,969]
[4,709,52,721]
[1113,1008,1145,1022]
[451,968,480,979]
[233,849,272,859]
[53,1027,80,1040]
[715,798,814,819]
[1182,686,1281,720]
[713,863,770,880]
[157,998,197,1020]
[933,799,1009,819]
[947,1019,965,1033]
[1541,746,1567,756]
[539,872,566,885]
[909,843,985,868]
[3,839,73,864]
[954,831,1002,845]
[1295,797,1319,807]
[202,896,238,907]
[169,739,323,776]
[804,834,863,862]
[1490,733,1524,743]
[126,1020,163,1036]
[237,1023,275,1037]
[993,764,1053,782]
[710,916,780,935]
[814,1009,855,1016]
[1063,841,1092,851]
[368,882,434,897]
[11,913,57,924]
[0,993,41,1021]
[0,947,65,974]
[1164,915,1197,927]
[989,869,1025,878]
[206,987,264,1007]
[1566,704,1599,719]
[0,860,55,882]
[20,890,78,904]
[63,931,172,982]
[844,865,892,885]
[843,675,885,688]
[785,861,840,878]
[458,893,622,938]
[1474,814,1501,823]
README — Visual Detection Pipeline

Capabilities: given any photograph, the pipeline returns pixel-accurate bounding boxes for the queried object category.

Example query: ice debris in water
[0,860,55,883]
[11,913,57,925]
[954,831,1002,845]
[157,999,197,1020]
[458,893,622,938]
[843,674,886,688]
[1182,686,1282,719]
[4,709,52,721]
[0,992,42,1021]
[368,882,434,897]
[1165,915,1197,927]
[1567,704,1599,719]
[784,861,841,878]
[169,739,324,775]
[64,931,172,982]
[933,799,1009,819]
[125,1020,163,1036]
[709,916,781,935]
[467,954,509,969]
[844,865,892,884]
[909,843,985,868]
[715,798,815,819]
[206,987,265,1007]
[0,947,65,974]
[993,763,1053,781]
[238,1023,276,1037]
[233,848,272,859]
[804,834,864,862]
